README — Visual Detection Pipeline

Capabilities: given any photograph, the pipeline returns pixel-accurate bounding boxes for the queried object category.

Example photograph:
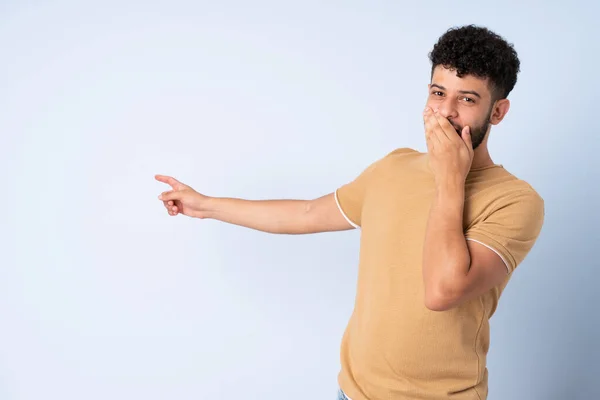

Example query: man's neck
[471,143,495,170]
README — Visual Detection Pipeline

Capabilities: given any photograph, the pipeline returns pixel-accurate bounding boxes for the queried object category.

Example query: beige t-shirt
[335,148,545,400]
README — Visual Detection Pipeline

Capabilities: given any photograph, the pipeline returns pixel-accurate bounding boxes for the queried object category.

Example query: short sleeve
[334,159,382,228]
[334,148,415,228]
[465,189,545,273]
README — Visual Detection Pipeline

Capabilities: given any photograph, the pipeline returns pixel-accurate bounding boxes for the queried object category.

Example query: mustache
[451,124,463,134]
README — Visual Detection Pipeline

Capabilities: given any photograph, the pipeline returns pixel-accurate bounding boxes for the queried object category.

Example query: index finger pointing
[155,175,181,188]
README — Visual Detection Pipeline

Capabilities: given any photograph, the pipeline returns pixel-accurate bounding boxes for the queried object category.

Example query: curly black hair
[428,25,520,101]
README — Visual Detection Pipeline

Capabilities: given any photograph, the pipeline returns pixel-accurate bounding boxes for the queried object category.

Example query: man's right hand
[155,175,209,218]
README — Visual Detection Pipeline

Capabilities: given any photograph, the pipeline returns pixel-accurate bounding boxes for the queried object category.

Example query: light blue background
[1,1,598,399]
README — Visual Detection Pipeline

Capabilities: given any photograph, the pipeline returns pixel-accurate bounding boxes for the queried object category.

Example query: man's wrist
[196,195,216,219]
[435,174,466,195]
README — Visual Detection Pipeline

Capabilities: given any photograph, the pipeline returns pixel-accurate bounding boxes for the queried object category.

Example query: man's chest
[359,168,494,242]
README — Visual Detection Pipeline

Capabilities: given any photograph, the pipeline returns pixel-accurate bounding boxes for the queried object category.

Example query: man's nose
[436,98,458,119]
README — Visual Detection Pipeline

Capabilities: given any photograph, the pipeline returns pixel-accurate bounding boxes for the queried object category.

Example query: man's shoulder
[491,168,544,203]
[375,147,423,165]
[385,147,421,157]
[476,173,544,217]
[506,180,544,212]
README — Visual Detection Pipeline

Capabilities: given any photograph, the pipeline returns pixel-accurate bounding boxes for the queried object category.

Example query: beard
[450,108,492,150]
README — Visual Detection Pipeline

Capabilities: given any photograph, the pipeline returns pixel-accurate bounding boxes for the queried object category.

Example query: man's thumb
[159,190,180,201]
[462,126,472,144]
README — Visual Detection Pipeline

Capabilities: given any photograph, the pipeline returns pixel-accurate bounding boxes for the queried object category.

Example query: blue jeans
[337,388,350,400]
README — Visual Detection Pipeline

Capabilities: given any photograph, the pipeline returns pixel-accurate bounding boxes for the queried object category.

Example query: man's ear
[490,99,510,125]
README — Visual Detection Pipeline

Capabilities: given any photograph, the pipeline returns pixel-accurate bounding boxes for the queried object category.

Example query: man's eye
[462,97,475,103]
[432,91,444,96]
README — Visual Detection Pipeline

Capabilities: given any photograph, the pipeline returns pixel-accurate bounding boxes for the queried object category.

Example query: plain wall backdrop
[1,1,598,399]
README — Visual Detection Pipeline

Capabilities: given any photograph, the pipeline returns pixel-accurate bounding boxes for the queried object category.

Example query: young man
[156,25,545,400]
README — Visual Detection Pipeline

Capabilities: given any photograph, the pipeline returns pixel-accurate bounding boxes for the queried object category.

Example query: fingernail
[158,195,163,200]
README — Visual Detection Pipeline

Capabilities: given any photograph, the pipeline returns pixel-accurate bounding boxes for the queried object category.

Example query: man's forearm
[422,179,471,302]
[203,197,312,234]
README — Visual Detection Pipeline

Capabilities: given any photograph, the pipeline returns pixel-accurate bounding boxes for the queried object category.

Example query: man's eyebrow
[430,83,482,99]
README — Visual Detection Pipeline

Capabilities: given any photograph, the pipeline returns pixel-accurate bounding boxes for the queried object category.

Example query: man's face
[426,66,495,150]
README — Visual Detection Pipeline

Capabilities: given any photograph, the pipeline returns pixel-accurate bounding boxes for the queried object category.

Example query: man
[156,25,545,400]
